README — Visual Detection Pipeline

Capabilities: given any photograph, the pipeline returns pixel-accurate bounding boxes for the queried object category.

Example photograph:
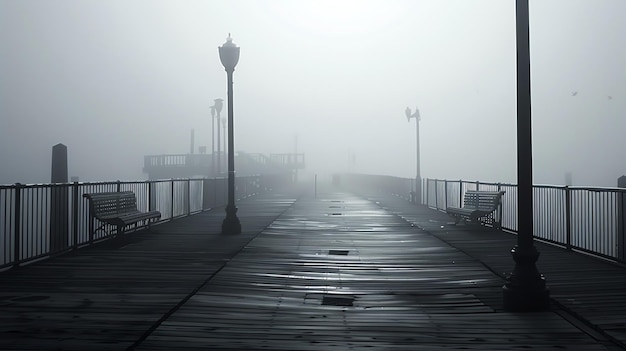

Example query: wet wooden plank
[0,191,296,350]
[135,193,615,350]
[0,189,621,350]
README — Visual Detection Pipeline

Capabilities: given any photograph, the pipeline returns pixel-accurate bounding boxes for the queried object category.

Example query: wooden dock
[0,189,624,350]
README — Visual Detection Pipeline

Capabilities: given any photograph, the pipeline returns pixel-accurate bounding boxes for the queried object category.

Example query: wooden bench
[83,191,161,238]
[446,190,505,229]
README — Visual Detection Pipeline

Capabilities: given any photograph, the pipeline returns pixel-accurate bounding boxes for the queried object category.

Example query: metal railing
[425,178,626,263]
[337,174,625,263]
[0,175,278,270]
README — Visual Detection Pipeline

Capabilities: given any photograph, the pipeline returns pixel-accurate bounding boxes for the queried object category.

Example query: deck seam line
[126,195,298,351]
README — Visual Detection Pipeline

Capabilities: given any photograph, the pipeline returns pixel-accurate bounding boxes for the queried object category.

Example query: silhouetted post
[405,107,421,203]
[219,34,241,234]
[617,175,626,261]
[502,0,550,311]
[50,143,69,253]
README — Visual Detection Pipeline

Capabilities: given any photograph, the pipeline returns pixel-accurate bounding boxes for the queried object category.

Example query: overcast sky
[1,0,624,186]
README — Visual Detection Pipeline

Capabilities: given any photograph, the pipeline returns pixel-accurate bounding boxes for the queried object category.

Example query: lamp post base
[502,245,550,312]
[222,205,241,234]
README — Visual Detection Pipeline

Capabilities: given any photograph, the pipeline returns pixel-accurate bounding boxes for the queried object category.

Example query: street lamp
[405,106,421,203]
[502,0,550,311]
[218,34,241,234]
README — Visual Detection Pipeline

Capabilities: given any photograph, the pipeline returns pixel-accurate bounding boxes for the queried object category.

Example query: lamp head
[214,98,224,116]
[218,33,240,71]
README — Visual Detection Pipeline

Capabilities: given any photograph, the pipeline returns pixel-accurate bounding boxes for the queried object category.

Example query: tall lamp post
[214,98,224,176]
[405,106,421,203]
[219,34,241,234]
[222,117,227,174]
[502,0,550,311]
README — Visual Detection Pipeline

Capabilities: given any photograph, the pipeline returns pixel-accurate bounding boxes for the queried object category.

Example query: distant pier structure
[143,151,305,180]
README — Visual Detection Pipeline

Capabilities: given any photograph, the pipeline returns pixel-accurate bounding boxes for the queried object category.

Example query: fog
[1,0,624,186]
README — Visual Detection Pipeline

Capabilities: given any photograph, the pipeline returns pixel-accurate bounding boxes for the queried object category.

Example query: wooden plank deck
[0,189,623,350]
[134,192,619,350]
[369,192,626,349]
[0,191,296,350]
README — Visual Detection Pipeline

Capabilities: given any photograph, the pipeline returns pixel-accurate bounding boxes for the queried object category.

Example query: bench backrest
[83,191,139,217]
[463,190,504,211]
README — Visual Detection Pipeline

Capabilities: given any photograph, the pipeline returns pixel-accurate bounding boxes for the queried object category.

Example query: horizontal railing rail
[338,174,625,264]
[424,178,625,263]
[0,174,284,270]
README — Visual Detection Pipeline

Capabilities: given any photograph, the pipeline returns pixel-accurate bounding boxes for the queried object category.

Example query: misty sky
[1,0,624,186]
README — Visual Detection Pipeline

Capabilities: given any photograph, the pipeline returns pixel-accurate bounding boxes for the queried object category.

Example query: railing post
[565,186,572,251]
[148,181,153,212]
[459,180,463,208]
[116,180,121,192]
[14,183,22,266]
[72,181,79,249]
[170,179,175,219]
[617,189,624,262]
[565,185,572,250]
[425,179,430,207]
[497,183,502,227]
[201,178,208,211]
[187,179,191,216]
[434,179,439,210]
[442,179,446,206]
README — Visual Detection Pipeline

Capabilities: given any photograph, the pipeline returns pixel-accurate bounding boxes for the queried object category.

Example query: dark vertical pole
[459,180,463,208]
[72,181,79,249]
[148,181,154,212]
[222,68,241,234]
[217,117,221,176]
[617,176,626,261]
[222,119,227,177]
[170,179,175,219]
[503,0,549,311]
[187,179,191,215]
[14,183,22,266]
[565,186,572,250]
[617,191,626,262]
[50,143,68,253]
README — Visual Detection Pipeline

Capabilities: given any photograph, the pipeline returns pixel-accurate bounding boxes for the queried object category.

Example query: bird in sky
[571,91,578,96]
